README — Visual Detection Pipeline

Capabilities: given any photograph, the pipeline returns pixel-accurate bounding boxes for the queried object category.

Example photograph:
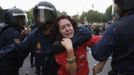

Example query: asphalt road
[19,54,36,75]
[19,48,112,75]
[87,48,112,75]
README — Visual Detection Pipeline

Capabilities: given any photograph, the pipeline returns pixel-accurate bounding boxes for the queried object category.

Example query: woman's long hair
[52,15,78,41]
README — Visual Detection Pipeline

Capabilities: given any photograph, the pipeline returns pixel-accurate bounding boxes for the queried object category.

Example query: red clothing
[55,35,101,75]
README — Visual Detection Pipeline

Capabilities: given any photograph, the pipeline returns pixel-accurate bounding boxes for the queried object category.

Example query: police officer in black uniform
[0,8,28,75]
[91,0,134,75]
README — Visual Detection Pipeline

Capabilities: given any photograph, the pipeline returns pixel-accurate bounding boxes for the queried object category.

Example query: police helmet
[4,8,27,28]
[114,0,134,16]
[33,1,57,25]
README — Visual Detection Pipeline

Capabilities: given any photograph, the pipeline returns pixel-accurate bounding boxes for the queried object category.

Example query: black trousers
[30,52,35,66]
[0,69,19,75]
[108,70,134,75]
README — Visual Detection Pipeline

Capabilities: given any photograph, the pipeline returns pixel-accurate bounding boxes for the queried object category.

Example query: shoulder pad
[0,23,9,34]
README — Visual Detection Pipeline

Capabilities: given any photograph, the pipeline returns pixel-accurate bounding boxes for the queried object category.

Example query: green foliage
[57,11,67,16]
[60,11,67,16]
[77,5,113,23]
[104,5,112,21]
[56,10,61,17]
[26,8,33,25]
[0,6,2,10]
[80,10,105,23]
[72,14,80,22]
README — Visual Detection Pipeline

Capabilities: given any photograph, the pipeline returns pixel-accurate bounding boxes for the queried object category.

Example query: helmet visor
[12,13,28,27]
[37,6,55,24]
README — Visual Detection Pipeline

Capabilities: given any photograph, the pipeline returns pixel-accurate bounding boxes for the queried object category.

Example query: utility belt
[108,70,134,75]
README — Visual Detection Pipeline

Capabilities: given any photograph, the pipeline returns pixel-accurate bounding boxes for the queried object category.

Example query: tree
[104,5,112,21]
[80,10,105,23]
[56,10,67,17]
[72,14,80,22]
[60,11,67,16]
[26,8,33,25]
[0,6,2,10]
[56,10,61,17]
[80,11,88,23]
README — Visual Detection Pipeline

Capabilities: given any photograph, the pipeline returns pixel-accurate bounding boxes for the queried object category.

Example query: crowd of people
[1,0,134,75]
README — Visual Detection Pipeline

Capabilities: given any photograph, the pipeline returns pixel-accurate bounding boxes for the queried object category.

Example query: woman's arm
[61,38,77,75]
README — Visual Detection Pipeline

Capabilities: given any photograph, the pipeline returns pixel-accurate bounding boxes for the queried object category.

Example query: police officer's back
[91,0,134,75]
[0,8,27,75]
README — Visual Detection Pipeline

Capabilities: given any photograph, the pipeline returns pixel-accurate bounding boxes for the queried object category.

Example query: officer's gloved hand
[21,27,31,38]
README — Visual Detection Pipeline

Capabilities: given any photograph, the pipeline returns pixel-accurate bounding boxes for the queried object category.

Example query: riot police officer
[0,8,28,75]
[91,0,134,75]
[32,2,58,75]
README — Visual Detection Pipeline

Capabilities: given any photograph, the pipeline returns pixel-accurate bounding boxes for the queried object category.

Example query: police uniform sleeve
[0,44,16,59]
[91,25,115,61]
[73,26,92,47]
[52,26,92,54]
[15,33,34,59]
[0,33,34,60]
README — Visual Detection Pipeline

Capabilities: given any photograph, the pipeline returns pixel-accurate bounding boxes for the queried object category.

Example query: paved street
[19,48,111,75]
[87,48,112,75]
[19,54,36,75]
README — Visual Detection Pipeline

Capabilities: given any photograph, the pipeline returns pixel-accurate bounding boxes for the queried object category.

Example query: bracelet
[67,57,76,63]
